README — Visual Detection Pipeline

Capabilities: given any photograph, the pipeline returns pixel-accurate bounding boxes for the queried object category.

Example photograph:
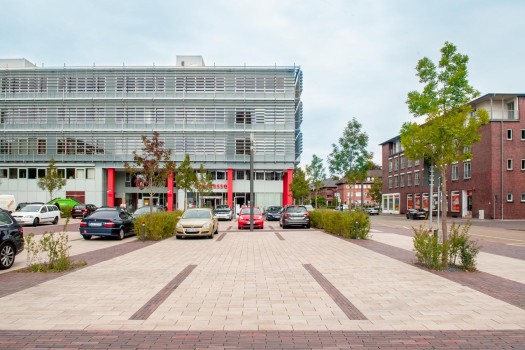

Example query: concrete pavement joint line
[274,232,285,240]
[216,232,227,241]
[303,264,367,320]
[129,264,197,320]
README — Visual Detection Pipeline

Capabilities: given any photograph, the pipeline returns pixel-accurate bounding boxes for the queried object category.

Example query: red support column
[227,169,233,209]
[282,169,293,206]
[107,168,115,207]
[167,171,174,212]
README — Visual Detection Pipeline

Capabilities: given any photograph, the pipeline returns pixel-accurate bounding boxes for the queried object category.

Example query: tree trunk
[315,190,318,208]
[441,173,448,267]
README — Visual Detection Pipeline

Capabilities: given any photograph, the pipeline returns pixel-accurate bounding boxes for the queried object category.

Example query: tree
[124,131,176,213]
[306,154,326,208]
[289,167,309,204]
[368,178,383,206]
[401,41,489,266]
[37,158,66,201]
[195,164,213,207]
[328,117,373,210]
[175,154,196,210]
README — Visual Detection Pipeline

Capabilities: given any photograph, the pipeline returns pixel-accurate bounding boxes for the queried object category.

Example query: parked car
[406,208,428,220]
[15,202,45,212]
[237,206,264,229]
[0,209,24,270]
[11,204,61,226]
[79,207,135,240]
[280,205,311,229]
[71,204,98,219]
[366,207,380,215]
[132,205,166,218]
[0,194,17,213]
[304,204,314,212]
[175,208,219,239]
[47,197,82,214]
[213,205,233,221]
[265,206,283,221]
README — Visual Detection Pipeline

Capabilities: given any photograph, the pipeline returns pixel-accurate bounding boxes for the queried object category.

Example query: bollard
[355,221,359,239]
[142,222,146,242]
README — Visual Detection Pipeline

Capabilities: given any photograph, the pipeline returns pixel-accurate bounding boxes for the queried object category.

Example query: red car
[237,206,264,229]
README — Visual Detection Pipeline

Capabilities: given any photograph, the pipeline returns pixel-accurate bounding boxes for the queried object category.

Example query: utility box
[478,210,484,220]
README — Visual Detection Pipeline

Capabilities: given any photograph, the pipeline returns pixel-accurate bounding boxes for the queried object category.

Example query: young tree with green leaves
[368,177,383,206]
[328,117,373,210]
[37,158,66,201]
[195,164,213,207]
[306,154,326,209]
[124,131,176,213]
[401,41,489,265]
[289,166,309,204]
[175,154,197,210]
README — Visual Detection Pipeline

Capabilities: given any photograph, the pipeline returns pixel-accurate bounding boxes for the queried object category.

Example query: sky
[2,0,524,170]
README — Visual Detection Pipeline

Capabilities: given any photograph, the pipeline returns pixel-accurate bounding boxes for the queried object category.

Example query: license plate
[89,222,102,227]
[186,228,199,233]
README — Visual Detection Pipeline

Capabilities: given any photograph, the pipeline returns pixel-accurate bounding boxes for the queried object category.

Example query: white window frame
[507,129,513,140]
[414,171,420,186]
[521,193,525,202]
[507,159,513,171]
[507,193,513,202]
[451,163,458,181]
[464,161,471,179]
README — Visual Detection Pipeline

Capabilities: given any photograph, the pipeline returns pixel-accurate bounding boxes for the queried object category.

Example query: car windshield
[267,207,281,212]
[286,206,307,213]
[215,205,230,210]
[215,208,230,212]
[89,211,117,219]
[182,210,212,219]
[134,207,154,215]
[20,205,41,212]
[240,208,262,215]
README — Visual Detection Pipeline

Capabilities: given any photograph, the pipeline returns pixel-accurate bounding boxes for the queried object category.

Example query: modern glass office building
[0,56,303,213]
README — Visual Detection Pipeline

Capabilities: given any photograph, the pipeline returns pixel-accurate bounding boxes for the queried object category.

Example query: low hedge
[309,209,370,239]
[133,210,183,241]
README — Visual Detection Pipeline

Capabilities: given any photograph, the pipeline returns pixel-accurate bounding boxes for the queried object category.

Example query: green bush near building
[310,209,370,239]
[133,210,183,241]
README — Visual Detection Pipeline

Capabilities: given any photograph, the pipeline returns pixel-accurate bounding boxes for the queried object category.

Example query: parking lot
[0,216,523,348]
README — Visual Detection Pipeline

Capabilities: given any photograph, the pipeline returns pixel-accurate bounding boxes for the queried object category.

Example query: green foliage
[310,195,326,207]
[328,118,373,203]
[306,154,326,208]
[37,158,66,201]
[133,211,183,241]
[368,178,382,205]
[412,225,445,270]
[309,209,370,239]
[448,221,480,271]
[196,164,213,207]
[125,131,176,212]
[24,232,76,272]
[290,166,310,204]
[175,154,197,210]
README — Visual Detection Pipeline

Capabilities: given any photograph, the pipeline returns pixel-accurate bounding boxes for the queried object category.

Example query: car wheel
[82,234,92,240]
[306,224,311,229]
[118,228,125,240]
[33,218,39,227]
[52,216,59,225]
[0,243,15,270]
[175,235,181,239]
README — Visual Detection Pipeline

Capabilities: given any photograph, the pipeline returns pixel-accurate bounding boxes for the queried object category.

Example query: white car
[12,204,61,226]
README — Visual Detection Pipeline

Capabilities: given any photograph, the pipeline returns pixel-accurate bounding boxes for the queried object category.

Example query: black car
[406,208,428,220]
[79,207,135,240]
[279,205,311,229]
[71,204,98,219]
[265,206,283,221]
[0,209,24,270]
[15,202,44,212]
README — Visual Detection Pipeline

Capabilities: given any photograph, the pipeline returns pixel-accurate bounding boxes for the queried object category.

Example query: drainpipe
[500,97,504,220]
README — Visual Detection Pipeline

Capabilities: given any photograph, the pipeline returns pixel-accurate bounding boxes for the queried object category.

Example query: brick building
[380,93,525,219]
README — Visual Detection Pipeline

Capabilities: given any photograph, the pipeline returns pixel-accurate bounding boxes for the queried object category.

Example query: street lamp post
[249,133,254,231]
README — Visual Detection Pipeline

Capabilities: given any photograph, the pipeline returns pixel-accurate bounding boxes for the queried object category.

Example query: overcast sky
[3,0,524,170]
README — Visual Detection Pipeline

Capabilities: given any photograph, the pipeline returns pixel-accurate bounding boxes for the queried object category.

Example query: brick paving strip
[0,240,158,298]
[303,264,367,320]
[0,330,523,349]
[348,238,525,310]
[216,232,227,241]
[274,232,285,240]
[129,265,197,320]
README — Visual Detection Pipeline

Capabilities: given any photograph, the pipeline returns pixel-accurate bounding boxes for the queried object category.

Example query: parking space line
[274,232,285,240]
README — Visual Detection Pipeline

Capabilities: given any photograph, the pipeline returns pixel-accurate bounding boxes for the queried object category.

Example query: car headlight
[176,222,183,228]
[202,222,212,229]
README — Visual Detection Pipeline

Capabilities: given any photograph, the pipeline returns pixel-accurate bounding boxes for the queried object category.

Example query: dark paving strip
[303,264,367,320]
[0,240,157,298]
[274,232,285,240]
[348,238,525,310]
[226,225,233,230]
[129,265,197,320]
[373,222,525,260]
[0,330,523,349]
[216,232,227,241]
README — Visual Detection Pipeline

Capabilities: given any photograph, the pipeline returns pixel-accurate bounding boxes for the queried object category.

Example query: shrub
[412,225,445,270]
[310,209,370,239]
[24,232,74,272]
[133,210,183,241]
[448,221,480,271]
